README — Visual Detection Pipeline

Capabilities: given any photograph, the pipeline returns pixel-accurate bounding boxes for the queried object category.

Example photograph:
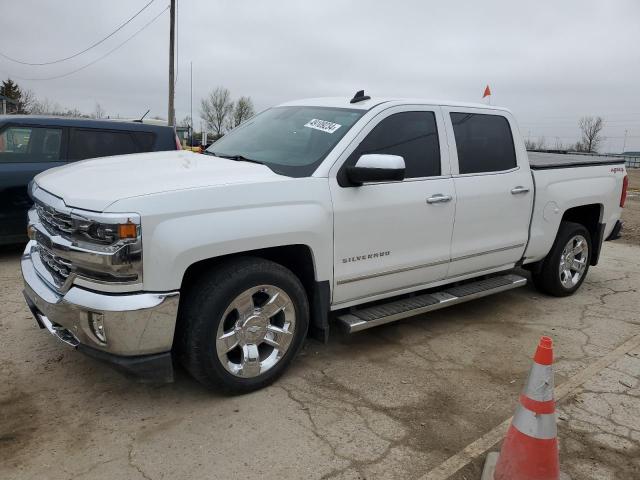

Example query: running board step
[337,274,527,333]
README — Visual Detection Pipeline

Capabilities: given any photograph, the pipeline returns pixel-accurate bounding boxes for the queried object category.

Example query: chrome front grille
[35,202,75,236]
[38,245,72,284]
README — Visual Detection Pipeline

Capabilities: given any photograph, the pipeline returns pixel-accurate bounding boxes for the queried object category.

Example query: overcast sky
[2,0,639,152]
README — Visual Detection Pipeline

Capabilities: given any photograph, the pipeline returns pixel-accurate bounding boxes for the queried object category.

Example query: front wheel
[178,258,309,394]
[531,221,592,297]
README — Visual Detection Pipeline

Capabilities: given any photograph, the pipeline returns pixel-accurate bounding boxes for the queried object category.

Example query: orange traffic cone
[484,336,560,480]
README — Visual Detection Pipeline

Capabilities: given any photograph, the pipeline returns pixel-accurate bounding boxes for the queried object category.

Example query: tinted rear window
[450,113,517,174]
[69,129,139,160]
[134,132,156,151]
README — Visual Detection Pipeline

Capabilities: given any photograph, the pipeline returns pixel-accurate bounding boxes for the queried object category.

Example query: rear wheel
[178,258,309,394]
[532,221,591,297]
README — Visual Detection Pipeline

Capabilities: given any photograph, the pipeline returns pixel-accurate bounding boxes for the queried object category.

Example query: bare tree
[19,89,35,114]
[524,138,537,150]
[554,137,567,151]
[524,136,545,150]
[30,97,59,115]
[230,96,255,128]
[573,140,587,152]
[578,116,604,153]
[200,87,233,138]
[30,97,86,117]
[179,115,192,128]
[92,102,106,119]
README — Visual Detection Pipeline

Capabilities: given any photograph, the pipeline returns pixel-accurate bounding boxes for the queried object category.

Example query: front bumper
[21,242,180,382]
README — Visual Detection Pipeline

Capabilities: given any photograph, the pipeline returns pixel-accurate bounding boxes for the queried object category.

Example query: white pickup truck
[21,91,628,393]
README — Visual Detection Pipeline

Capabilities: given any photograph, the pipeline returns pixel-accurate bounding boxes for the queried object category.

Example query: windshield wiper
[209,152,264,165]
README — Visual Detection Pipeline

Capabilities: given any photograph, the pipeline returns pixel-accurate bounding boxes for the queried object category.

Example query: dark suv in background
[0,116,180,245]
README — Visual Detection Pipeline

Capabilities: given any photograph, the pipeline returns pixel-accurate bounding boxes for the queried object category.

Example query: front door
[330,106,455,306]
[442,108,534,278]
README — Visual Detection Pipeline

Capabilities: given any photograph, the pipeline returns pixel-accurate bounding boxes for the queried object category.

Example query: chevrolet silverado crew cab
[21,91,628,393]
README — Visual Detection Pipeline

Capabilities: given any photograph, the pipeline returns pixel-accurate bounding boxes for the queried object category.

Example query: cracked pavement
[557,348,640,479]
[1,241,639,480]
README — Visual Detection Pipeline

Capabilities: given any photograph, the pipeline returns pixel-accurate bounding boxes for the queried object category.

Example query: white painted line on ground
[419,333,640,480]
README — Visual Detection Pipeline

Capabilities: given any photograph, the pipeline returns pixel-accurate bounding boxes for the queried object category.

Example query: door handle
[511,186,530,195]
[426,194,452,204]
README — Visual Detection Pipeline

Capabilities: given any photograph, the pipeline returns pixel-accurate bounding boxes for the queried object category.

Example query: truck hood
[35,150,283,212]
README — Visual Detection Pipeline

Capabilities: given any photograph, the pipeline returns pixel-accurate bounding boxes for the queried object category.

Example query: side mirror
[346,154,405,186]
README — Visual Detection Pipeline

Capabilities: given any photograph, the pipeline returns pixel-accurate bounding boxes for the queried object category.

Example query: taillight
[175,134,182,150]
[620,175,628,208]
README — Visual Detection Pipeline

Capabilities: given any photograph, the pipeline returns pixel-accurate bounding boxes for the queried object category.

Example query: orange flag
[482,85,491,98]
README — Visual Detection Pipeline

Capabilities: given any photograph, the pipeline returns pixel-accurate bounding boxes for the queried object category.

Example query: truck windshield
[206,106,365,177]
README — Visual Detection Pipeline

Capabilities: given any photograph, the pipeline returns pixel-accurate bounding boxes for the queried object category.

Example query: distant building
[0,95,18,115]
[622,151,640,157]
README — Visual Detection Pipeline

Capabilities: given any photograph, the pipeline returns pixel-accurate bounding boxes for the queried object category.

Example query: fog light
[27,225,36,240]
[89,312,107,343]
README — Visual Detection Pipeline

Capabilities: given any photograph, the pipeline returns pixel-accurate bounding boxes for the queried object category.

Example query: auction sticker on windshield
[304,119,342,134]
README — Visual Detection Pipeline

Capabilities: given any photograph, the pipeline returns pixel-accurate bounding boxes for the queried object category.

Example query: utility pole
[622,129,628,153]
[168,0,176,126]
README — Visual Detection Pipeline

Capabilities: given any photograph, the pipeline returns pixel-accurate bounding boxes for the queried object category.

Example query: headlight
[73,217,140,244]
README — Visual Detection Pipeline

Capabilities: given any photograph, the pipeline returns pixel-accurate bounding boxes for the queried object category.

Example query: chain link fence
[625,156,640,168]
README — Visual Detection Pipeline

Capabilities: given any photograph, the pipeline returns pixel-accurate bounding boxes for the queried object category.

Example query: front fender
[110,178,334,292]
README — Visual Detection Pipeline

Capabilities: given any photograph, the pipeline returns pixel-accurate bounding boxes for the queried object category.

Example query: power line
[0,0,156,66]
[4,6,169,81]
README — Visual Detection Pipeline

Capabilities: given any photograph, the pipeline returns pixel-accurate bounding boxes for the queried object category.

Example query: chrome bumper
[21,242,180,357]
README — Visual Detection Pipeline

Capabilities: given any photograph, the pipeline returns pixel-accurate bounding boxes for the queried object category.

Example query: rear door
[329,105,456,306]
[442,108,533,278]
[0,124,65,242]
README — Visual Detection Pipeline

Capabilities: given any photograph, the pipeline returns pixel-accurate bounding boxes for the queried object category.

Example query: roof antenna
[350,90,371,104]
[134,109,150,123]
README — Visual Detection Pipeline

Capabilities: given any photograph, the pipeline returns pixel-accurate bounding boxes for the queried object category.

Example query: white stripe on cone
[522,363,555,401]
[511,404,558,440]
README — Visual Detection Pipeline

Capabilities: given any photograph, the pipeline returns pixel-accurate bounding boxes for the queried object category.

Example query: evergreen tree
[1,78,32,114]
[0,78,22,99]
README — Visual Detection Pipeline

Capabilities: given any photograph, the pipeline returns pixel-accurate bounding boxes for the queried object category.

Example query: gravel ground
[620,168,640,246]
[1,239,639,480]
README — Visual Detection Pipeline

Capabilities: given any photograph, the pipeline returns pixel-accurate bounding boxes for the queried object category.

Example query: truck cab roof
[278,96,512,113]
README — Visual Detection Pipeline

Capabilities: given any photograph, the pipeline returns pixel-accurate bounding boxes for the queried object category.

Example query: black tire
[177,257,309,394]
[531,221,592,297]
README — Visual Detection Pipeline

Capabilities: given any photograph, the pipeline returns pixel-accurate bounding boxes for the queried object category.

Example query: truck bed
[528,151,626,170]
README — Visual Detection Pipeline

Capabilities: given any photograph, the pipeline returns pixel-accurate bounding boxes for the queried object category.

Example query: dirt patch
[0,384,40,465]
[621,168,640,246]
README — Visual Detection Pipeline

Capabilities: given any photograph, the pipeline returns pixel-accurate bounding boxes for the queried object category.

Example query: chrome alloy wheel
[216,285,296,378]
[559,234,589,289]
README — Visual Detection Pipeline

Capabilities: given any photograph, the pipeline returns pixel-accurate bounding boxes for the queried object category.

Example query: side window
[134,132,156,151]
[0,126,62,162]
[343,111,441,181]
[68,129,139,160]
[450,113,517,174]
